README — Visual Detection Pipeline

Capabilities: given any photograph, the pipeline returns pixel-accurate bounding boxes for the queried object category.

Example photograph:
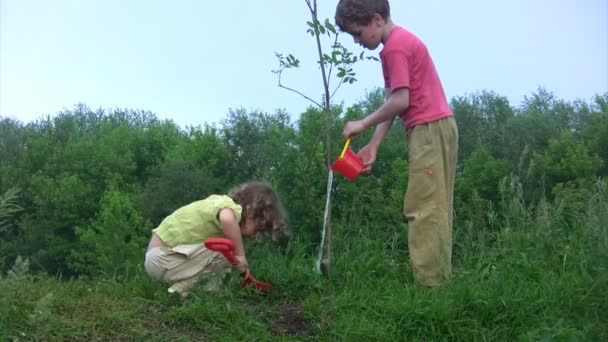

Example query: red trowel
[204,238,274,292]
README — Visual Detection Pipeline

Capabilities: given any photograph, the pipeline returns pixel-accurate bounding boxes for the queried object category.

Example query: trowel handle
[220,250,240,266]
[204,238,273,292]
[204,238,245,273]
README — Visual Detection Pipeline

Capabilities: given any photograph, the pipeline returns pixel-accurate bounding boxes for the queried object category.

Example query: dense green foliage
[1,88,607,339]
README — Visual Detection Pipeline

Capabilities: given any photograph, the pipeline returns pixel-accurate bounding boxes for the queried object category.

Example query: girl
[144,181,287,295]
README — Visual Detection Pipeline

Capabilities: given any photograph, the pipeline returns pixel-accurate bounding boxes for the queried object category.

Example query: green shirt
[153,195,242,247]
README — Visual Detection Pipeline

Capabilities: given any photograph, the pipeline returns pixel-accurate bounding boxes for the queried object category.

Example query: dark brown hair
[228,181,288,240]
[335,0,391,31]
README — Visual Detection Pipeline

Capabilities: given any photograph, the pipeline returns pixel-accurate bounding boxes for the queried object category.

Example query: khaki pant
[404,116,458,287]
[144,244,232,291]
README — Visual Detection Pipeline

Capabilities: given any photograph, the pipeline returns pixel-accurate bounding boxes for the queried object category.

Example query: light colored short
[144,243,231,285]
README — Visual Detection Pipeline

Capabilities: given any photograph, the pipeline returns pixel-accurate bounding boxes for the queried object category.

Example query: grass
[1,180,607,340]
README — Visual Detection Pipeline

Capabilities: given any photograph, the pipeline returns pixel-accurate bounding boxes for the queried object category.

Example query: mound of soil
[269,303,315,337]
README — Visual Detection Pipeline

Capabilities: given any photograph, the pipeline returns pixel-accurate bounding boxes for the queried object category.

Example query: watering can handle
[339,139,351,159]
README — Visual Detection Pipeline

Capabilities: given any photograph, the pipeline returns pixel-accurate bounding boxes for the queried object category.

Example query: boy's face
[344,15,384,50]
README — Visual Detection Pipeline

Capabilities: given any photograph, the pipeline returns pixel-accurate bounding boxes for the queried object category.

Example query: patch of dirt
[269,303,316,337]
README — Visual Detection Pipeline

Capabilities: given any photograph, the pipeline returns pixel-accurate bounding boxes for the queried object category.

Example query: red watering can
[331,139,364,181]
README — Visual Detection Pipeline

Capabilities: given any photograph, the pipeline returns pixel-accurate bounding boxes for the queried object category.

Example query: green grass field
[2,181,607,341]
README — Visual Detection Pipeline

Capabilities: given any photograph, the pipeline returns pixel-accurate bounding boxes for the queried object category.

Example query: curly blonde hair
[228,181,288,240]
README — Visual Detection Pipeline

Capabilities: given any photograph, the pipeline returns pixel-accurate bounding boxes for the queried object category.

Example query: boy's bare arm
[368,87,395,148]
[343,87,409,138]
[363,87,409,129]
[368,120,393,149]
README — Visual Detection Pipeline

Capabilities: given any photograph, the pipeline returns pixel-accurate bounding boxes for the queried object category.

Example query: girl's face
[241,217,259,237]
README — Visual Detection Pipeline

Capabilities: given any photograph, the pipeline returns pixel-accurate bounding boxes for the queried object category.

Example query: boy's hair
[228,181,288,240]
[335,0,391,31]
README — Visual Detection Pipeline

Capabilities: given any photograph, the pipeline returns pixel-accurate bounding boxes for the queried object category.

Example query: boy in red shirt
[335,0,458,287]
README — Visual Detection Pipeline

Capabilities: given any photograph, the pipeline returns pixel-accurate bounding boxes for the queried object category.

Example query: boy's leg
[404,116,458,287]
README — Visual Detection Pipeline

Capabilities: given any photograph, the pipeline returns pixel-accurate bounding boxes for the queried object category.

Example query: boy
[335,0,458,287]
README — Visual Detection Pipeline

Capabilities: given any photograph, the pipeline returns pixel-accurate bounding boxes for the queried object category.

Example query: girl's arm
[218,208,249,274]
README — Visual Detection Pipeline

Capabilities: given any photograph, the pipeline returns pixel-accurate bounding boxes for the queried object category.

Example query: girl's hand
[235,255,249,276]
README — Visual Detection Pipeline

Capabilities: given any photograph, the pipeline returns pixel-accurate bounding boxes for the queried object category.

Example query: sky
[1,0,607,128]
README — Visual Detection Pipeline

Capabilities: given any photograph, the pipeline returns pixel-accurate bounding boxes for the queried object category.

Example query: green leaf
[325,19,337,34]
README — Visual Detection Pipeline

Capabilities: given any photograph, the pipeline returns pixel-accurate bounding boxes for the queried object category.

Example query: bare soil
[269,303,316,337]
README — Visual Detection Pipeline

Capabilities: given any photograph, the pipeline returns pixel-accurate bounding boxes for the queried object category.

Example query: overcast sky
[1,0,607,128]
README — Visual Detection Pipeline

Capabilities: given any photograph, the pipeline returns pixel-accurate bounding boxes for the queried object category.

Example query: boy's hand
[343,119,367,139]
[357,144,378,172]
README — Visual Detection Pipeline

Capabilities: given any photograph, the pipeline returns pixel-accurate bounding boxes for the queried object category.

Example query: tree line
[0,88,606,277]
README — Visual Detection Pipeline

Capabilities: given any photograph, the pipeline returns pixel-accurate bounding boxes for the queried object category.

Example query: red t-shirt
[380,26,453,129]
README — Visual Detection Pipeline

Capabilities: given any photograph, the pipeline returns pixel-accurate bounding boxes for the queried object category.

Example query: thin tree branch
[326,34,340,88]
[278,84,324,110]
[307,0,331,162]
[308,0,333,279]
[330,79,345,101]
[276,64,324,109]
[305,0,313,13]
